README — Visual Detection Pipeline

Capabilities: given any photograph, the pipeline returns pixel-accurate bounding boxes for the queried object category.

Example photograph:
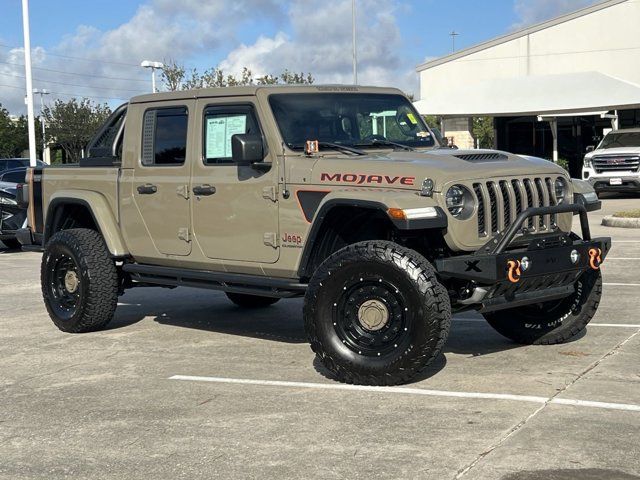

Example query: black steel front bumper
[435,203,610,312]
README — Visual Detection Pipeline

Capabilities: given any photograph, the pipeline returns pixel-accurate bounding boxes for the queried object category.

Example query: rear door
[128,101,195,256]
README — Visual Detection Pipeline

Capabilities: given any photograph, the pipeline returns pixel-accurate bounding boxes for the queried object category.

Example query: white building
[414,0,640,176]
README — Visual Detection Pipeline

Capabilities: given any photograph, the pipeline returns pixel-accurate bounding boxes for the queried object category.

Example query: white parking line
[605,258,640,260]
[604,282,640,287]
[169,375,640,413]
[454,317,640,328]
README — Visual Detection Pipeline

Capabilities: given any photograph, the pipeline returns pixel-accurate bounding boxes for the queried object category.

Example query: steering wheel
[362,134,387,142]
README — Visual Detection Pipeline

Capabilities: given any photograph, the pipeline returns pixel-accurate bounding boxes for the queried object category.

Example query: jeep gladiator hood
[304,149,567,191]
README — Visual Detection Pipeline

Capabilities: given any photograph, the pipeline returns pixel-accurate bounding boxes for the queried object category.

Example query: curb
[602,216,640,229]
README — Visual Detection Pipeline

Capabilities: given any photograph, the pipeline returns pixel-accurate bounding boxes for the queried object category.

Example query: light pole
[352,0,358,84]
[450,31,460,53]
[21,0,37,167]
[141,60,164,93]
[33,88,50,161]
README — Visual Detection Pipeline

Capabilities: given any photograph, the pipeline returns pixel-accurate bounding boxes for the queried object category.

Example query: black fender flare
[296,198,447,279]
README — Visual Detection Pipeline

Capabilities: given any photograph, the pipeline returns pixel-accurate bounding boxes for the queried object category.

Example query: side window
[142,107,188,166]
[1,170,26,183]
[203,105,260,165]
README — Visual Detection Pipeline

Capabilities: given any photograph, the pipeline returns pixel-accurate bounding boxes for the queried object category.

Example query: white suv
[583,129,640,195]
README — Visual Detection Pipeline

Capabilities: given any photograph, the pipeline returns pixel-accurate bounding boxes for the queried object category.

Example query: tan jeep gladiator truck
[21,85,609,385]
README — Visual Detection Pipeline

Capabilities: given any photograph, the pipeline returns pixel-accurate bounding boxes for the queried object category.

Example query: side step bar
[122,264,308,298]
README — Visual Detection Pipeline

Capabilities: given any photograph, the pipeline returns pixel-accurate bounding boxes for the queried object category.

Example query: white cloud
[1,0,417,115]
[1,0,287,114]
[219,0,418,96]
[512,0,601,29]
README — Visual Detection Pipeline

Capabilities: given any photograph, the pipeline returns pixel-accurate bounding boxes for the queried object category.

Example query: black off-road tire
[304,241,451,386]
[1,238,21,250]
[483,269,602,345]
[41,228,118,333]
[226,292,280,308]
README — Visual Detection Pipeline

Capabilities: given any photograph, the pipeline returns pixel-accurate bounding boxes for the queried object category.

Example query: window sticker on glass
[206,115,247,158]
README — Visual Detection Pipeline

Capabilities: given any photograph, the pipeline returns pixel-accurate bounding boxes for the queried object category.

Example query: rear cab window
[141,107,189,166]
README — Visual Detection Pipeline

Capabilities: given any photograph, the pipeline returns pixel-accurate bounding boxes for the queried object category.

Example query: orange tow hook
[588,248,602,270]
[507,260,522,283]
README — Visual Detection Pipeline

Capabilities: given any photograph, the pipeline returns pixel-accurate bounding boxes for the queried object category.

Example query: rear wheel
[304,241,451,386]
[41,228,118,333]
[483,269,602,345]
[225,292,280,308]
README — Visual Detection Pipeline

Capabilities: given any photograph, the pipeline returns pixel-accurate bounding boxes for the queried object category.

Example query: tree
[161,61,314,91]
[0,104,46,158]
[43,99,111,163]
[473,117,495,149]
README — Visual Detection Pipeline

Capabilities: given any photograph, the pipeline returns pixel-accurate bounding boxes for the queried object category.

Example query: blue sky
[0,0,599,113]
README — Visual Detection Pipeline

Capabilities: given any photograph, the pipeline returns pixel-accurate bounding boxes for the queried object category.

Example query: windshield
[599,132,640,149]
[269,93,436,151]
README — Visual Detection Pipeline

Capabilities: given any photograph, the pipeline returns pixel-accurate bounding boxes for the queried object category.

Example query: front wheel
[41,228,119,333]
[483,269,602,345]
[304,241,451,386]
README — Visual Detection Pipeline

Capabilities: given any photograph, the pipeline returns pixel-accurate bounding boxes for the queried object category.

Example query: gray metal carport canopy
[413,71,640,117]
[413,71,640,160]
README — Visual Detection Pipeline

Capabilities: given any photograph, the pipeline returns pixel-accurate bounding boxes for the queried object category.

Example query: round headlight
[445,185,474,219]
[554,177,569,204]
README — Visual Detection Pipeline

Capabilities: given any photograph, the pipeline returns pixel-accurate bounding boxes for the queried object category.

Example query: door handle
[193,184,216,196]
[137,184,157,195]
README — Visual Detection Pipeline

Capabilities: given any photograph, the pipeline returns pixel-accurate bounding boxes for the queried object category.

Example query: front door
[191,100,279,264]
[129,102,194,256]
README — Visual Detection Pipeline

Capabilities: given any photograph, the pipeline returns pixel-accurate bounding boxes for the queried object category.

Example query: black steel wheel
[42,228,118,333]
[304,241,451,385]
[483,269,602,345]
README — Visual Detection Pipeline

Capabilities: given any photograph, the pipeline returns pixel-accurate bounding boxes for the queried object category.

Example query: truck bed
[28,164,120,243]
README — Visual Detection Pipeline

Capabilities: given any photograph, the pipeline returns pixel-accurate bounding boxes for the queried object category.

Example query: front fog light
[570,250,580,264]
[520,256,531,272]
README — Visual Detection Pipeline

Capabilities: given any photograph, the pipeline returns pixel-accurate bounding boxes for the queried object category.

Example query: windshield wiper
[318,142,367,155]
[288,142,366,156]
[355,139,414,151]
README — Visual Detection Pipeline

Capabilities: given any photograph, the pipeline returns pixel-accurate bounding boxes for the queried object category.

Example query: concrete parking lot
[1,197,639,480]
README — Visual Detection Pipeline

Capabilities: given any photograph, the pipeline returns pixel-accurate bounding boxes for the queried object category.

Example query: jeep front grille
[473,177,559,238]
[592,155,640,173]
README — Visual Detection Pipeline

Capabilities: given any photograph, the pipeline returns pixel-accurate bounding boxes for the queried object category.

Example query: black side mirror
[586,145,595,153]
[232,134,264,165]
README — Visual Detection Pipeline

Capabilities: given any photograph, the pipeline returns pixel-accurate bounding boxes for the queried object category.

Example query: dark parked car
[0,158,44,173]
[0,181,26,249]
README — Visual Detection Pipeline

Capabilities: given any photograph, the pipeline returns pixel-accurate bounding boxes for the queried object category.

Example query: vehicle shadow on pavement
[111,292,531,360]
[111,297,308,344]
[501,469,640,480]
